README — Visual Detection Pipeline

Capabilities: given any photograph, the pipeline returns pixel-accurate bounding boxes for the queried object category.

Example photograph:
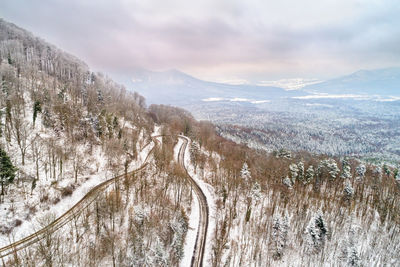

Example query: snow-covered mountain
[128,69,305,105]
[127,67,400,106]
[302,67,400,96]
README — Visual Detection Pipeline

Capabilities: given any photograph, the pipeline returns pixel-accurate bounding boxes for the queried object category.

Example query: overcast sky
[1,0,399,82]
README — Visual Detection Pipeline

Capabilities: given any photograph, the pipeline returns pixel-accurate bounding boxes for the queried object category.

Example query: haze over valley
[1,0,400,266]
[127,68,400,163]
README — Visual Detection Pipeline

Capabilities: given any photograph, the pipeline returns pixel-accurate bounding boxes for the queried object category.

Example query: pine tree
[394,168,400,181]
[276,148,291,159]
[355,164,366,179]
[0,108,3,138]
[297,161,305,182]
[283,176,293,189]
[154,237,168,266]
[33,100,42,127]
[305,166,314,184]
[348,247,360,267]
[271,213,289,259]
[305,210,327,253]
[318,159,339,179]
[7,52,12,65]
[344,180,354,200]
[0,147,17,199]
[190,140,200,168]
[341,159,352,179]
[289,163,299,184]
[240,162,251,181]
[383,164,391,177]
[251,181,261,201]
[340,225,361,267]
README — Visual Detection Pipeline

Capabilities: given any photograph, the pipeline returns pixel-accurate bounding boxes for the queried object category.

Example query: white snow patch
[202,97,227,102]
[251,100,270,104]
[152,124,163,137]
[180,135,217,266]
[202,97,270,104]
[294,94,370,100]
[258,78,322,90]
[0,121,155,247]
[305,103,334,108]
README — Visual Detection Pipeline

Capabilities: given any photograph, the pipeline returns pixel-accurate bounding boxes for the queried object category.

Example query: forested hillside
[0,18,399,266]
[0,19,192,266]
[151,105,400,266]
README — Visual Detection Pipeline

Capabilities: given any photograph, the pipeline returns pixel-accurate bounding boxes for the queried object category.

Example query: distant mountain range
[125,67,400,105]
[302,67,400,96]
[127,69,304,105]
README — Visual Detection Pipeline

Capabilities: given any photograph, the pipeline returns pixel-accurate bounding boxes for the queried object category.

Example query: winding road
[177,136,209,267]
[0,139,155,259]
[0,135,210,267]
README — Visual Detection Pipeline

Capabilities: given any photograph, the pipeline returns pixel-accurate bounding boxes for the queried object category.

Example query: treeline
[1,18,400,266]
[149,104,400,266]
[0,18,153,196]
[0,19,193,267]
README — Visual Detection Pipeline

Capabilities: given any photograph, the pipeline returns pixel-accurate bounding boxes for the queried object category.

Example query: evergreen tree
[154,237,168,266]
[251,181,261,201]
[394,168,399,181]
[289,163,299,184]
[7,52,12,65]
[340,225,361,267]
[341,159,352,179]
[318,159,339,179]
[0,108,3,138]
[33,100,42,127]
[305,166,314,184]
[355,164,366,178]
[297,161,305,182]
[305,210,327,253]
[190,140,200,168]
[271,213,289,259]
[0,147,17,199]
[276,148,291,159]
[348,247,360,267]
[383,164,391,177]
[240,162,251,181]
[283,176,293,189]
[344,180,354,200]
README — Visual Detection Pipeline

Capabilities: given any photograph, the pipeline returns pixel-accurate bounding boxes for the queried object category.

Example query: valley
[0,8,400,267]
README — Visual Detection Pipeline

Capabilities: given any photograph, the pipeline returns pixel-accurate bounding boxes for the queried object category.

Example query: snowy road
[0,135,210,266]
[178,136,209,267]
[0,139,155,259]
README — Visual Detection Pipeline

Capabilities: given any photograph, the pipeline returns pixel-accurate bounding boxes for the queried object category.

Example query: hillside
[126,69,305,105]
[1,18,400,267]
[302,67,400,96]
[0,19,192,266]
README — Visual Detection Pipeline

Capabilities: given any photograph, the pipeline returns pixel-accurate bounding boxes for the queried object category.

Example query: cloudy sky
[1,0,399,83]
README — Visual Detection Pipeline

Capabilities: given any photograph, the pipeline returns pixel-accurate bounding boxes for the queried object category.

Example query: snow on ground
[177,137,200,267]
[133,138,154,170]
[0,124,156,247]
[180,135,217,266]
[151,124,162,137]
[181,195,200,267]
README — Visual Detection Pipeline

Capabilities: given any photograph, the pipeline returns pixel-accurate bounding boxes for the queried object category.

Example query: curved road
[0,139,156,259]
[0,135,210,267]
[177,136,209,267]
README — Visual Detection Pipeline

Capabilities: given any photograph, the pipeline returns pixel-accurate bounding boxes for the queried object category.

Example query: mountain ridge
[126,67,400,106]
[127,69,305,105]
[302,67,400,96]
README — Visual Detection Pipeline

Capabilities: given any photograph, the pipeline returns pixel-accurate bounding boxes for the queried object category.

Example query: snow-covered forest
[0,20,193,266]
[1,18,400,267]
[189,99,400,164]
